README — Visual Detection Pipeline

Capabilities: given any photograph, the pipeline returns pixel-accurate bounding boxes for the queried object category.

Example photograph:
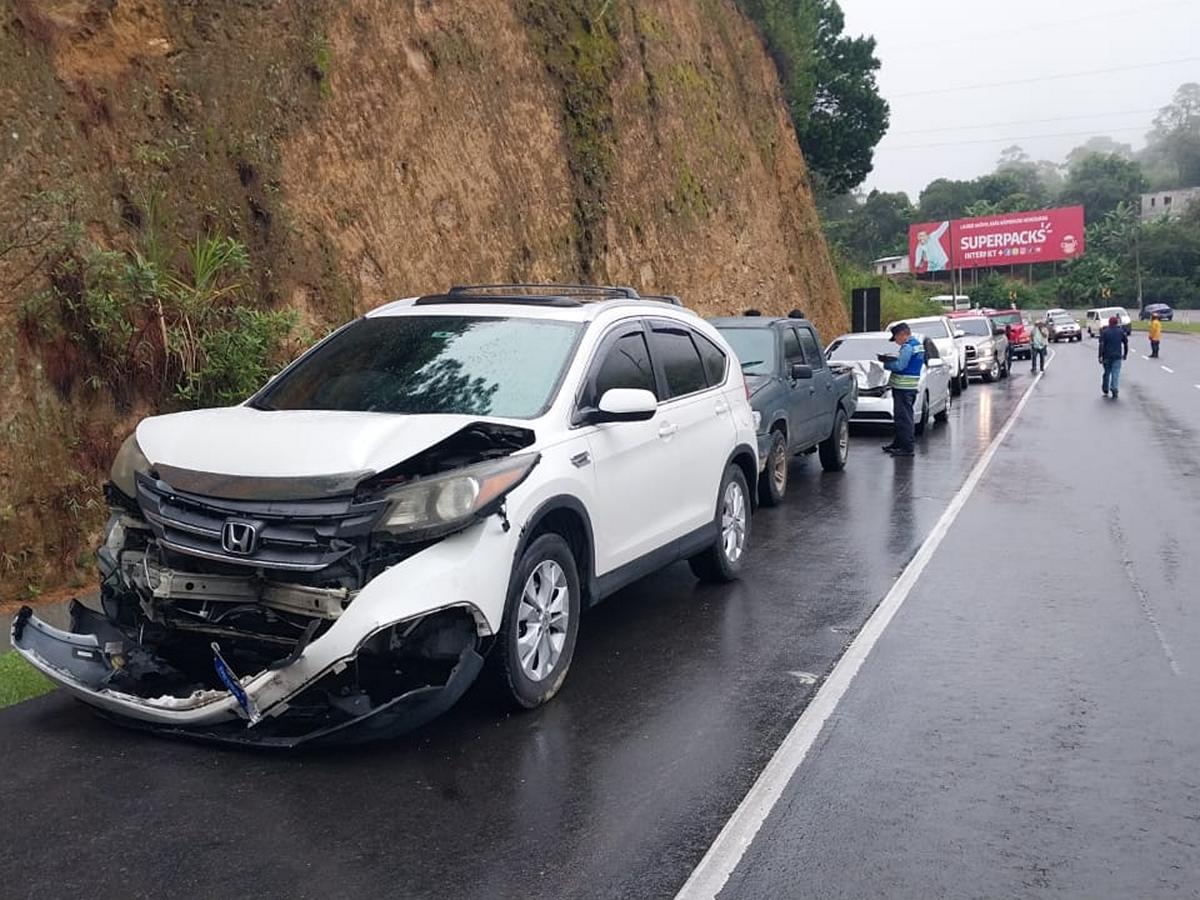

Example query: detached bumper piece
[11,602,483,749]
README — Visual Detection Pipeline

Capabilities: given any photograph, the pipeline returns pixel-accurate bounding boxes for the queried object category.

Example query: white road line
[675,358,1050,900]
[1161,365,1174,373]
[1142,355,1151,361]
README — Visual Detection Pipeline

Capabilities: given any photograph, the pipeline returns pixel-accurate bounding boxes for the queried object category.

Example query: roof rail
[641,293,683,307]
[414,284,645,308]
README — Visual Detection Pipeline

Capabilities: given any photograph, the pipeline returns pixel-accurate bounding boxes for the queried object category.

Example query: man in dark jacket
[1098,315,1129,399]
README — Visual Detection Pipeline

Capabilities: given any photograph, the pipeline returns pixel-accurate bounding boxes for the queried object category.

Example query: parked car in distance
[951,315,1010,382]
[986,309,1031,359]
[1140,303,1174,321]
[884,314,968,396]
[825,332,951,436]
[1085,306,1132,336]
[1043,307,1066,323]
[1047,312,1082,342]
[712,314,856,505]
[13,284,761,746]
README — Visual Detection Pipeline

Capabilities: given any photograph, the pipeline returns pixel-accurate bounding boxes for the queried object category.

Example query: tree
[1059,153,1147,224]
[917,178,977,220]
[1142,83,1200,187]
[1066,136,1134,169]
[737,0,889,196]
[823,189,914,263]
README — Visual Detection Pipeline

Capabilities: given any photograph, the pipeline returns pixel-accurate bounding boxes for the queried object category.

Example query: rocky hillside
[0,0,844,599]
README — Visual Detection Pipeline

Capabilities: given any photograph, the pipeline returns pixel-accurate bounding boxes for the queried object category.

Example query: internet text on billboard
[908,206,1085,273]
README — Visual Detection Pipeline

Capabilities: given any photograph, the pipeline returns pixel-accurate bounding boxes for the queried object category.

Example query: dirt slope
[0,0,843,597]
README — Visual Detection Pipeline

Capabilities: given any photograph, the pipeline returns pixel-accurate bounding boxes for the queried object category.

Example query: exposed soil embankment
[0,0,844,598]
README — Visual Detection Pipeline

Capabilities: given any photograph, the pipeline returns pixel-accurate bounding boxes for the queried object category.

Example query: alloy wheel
[836,416,849,465]
[721,480,748,564]
[516,560,570,682]
[771,443,788,495]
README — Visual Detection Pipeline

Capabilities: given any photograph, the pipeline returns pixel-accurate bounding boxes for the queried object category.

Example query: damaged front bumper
[11,599,484,748]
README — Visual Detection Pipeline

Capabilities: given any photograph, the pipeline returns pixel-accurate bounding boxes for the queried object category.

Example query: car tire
[950,365,963,395]
[758,430,788,507]
[915,392,929,435]
[492,532,582,709]
[935,389,950,423]
[689,465,751,583]
[818,409,850,472]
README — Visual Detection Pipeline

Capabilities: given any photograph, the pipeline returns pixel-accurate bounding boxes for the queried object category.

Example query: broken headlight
[369,452,540,540]
[110,433,152,500]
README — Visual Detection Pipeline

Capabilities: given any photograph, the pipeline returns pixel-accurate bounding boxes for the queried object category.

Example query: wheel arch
[515,496,597,607]
[727,443,759,511]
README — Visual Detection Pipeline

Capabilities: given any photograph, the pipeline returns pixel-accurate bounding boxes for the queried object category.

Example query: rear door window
[694,333,728,386]
[783,327,804,364]
[651,326,709,399]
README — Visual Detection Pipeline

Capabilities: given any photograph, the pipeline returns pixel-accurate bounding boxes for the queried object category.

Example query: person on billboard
[913,221,950,273]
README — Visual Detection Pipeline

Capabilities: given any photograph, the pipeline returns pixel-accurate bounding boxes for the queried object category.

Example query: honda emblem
[221,519,259,556]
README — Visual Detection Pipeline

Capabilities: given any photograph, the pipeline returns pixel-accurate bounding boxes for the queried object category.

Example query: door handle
[657,423,679,439]
[714,400,729,416]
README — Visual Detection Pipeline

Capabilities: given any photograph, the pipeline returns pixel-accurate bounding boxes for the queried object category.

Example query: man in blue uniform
[880,322,925,457]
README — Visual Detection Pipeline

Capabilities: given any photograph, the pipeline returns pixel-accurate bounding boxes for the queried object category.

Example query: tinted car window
[827,337,896,360]
[592,330,657,403]
[783,327,803,362]
[255,315,582,419]
[715,327,776,377]
[695,333,728,386]
[956,318,992,337]
[910,320,949,338]
[797,328,824,368]
[653,328,708,398]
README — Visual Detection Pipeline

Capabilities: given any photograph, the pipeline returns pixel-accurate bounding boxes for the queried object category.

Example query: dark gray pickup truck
[711,315,858,505]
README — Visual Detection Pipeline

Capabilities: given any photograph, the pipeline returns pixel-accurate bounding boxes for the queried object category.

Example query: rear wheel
[689,465,750,583]
[492,533,581,709]
[758,430,788,507]
[950,363,963,395]
[818,409,850,472]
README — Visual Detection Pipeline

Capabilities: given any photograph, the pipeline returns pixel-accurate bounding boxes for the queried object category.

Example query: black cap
[889,322,910,337]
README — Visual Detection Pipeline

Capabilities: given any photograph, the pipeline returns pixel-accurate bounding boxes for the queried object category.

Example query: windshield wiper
[739,360,764,369]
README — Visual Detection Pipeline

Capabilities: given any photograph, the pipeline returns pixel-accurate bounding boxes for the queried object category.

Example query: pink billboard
[909,206,1085,273]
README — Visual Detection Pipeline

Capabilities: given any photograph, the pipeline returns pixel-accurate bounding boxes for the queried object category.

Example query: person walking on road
[1148,313,1163,358]
[1099,315,1129,399]
[880,322,925,458]
[1031,321,1048,374]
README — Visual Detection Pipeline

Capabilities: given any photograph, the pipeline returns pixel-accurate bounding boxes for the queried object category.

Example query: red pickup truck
[985,309,1031,360]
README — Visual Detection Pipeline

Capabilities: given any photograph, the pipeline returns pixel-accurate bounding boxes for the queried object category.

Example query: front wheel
[935,389,951,423]
[492,533,581,709]
[689,465,751,583]
[758,430,788,507]
[818,409,850,472]
[983,359,999,382]
[915,392,930,435]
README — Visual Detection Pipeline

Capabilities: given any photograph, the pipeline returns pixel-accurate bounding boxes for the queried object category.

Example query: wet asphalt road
[1,338,1194,899]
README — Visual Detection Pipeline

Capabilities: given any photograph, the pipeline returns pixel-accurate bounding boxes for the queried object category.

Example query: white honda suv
[13,285,758,746]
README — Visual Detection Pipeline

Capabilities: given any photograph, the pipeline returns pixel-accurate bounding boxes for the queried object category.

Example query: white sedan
[825,331,952,435]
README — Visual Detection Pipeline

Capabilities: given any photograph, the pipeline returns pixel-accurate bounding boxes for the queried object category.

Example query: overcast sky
[839,0,1200,201]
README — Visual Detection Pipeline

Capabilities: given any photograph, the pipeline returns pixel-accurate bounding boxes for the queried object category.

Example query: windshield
[956,318,992,337]
[254,315,583,418]
[909,320,949,338]
[716,327,777,376]
[1051,314,1075,324]
[827,337,896,361]
[989,312,1022,327]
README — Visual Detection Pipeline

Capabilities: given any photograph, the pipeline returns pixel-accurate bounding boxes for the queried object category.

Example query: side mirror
[592,388,657,423]
[927,358,944,368]
[791,363,814,380]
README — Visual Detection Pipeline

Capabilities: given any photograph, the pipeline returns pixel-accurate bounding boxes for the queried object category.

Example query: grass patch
[1129,320,1200,333]
[0,651,55,709]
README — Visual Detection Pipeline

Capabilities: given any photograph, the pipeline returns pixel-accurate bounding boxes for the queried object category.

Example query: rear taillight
[744,372,752,402]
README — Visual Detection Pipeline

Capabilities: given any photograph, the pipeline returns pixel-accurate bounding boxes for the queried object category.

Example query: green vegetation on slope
[0,652,54,710]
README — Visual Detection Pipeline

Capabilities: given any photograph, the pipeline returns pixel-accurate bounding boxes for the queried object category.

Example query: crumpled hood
[745,373,774,398]
[840,360,889,390]
[136,407,495,481]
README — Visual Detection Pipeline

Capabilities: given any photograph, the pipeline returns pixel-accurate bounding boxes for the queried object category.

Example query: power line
[887,125,1149,151]
[888,108,1160,137]
[887,0,1193,52]
[891,57,1200,99]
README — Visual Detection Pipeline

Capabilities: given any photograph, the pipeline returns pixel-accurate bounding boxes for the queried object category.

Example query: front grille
[136,473,389,572]
[964,345,978,361]
[854,411,893,421]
